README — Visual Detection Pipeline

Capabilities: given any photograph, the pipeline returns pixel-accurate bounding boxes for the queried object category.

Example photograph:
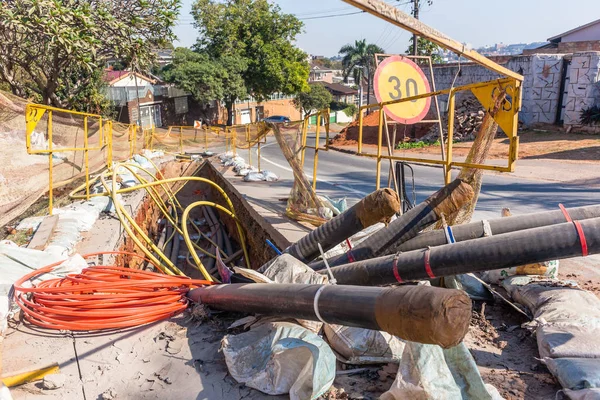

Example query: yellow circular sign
[374,56,431,124]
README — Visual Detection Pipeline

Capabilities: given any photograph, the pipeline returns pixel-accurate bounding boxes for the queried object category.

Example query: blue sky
[173,0,600,56]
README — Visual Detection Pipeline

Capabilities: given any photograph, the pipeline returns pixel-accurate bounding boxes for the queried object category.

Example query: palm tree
[339,39,384,109]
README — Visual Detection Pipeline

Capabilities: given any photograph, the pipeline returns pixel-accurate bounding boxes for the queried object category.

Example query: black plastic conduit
[187,283,471,348]
[282,188,400,264]
[398,204,600,253]
[322,217,600,286]
[310,179,474,270]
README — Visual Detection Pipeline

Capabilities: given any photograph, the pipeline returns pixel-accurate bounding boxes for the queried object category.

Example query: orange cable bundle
[13,252,213,331]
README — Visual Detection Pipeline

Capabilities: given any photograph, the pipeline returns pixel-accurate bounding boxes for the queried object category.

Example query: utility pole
[412,0,419,56]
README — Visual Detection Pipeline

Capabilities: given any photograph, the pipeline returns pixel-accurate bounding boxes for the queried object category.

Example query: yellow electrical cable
[73,163,226,262]
[70,159,250,271]
[99,171,180,276]
[104,177,250,269]
[181,201,244,281]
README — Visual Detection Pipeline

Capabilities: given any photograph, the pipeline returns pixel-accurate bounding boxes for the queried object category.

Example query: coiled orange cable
[13,252,214,331]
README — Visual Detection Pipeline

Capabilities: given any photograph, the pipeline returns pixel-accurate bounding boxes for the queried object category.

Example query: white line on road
[258,142,369,197]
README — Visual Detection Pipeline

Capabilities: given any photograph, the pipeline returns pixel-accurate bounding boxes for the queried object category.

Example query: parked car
[262,115,291,124]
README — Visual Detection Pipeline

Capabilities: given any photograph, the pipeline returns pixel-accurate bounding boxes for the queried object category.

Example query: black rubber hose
[398,204,600,253]
[169,209,180,268]
[309,179,474,270]
[283,188,400,264]
[322,217,600,286]
[202,207,216,273]
[187,283,471,348]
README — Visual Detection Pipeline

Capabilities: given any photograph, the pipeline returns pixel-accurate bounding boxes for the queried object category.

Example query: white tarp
[222,321,336,400]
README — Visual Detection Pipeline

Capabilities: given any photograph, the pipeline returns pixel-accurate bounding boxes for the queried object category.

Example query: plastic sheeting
[324,324,405,364]
[0,246,86,333]
[381,342,503,400]
[222,321,336,400]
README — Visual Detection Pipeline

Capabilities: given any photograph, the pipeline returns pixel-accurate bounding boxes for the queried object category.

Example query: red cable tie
[424,248,436,279]
[345,239,353,250]
[346,250,356,263]
[559,203,572,222]
[559,204,589,257]
[392,254,403,283]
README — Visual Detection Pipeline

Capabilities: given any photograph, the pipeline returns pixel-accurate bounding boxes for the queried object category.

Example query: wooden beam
[27,215,59,251]
[342,0,524,81]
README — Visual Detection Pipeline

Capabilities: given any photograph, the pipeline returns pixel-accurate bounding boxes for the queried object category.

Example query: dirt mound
[330,110,434,147]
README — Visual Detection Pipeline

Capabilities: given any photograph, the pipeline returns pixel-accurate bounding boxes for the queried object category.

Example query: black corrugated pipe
[321,217,600,286]
[187,283,471,348]
[309,179,474,270]
[398,204,600,253]
[280,188,400,265]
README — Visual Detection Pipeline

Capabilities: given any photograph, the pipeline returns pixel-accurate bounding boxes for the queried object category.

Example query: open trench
[116,159,288,276]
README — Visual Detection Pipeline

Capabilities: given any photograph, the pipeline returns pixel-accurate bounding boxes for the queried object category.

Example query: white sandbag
[543,358,600,390]
[262,170,278,182]
[132,154,153,169]
[15,216,45,231]
[381,342,503,400]
[243,172,265,182]
[481,260,559,284]
[324,324,405,364]
[141,149,164,159]
[537,325,600,359]
[222,321,336,400]
[263,254,327,333]
[0,384,13,400]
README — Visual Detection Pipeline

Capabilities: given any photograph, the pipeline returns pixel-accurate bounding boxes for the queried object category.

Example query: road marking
[258,142,369,197]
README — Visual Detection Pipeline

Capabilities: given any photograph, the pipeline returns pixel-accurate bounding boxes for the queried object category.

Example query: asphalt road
[256,135,600,221]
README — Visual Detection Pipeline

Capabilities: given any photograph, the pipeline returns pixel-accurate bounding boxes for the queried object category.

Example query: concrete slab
[217,167,312,244]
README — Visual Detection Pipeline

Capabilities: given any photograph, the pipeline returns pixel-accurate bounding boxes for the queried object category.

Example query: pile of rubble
[422,96,486,142]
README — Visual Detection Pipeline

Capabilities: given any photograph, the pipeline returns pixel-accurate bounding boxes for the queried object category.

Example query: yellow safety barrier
[356,77,521,188]
[300,108,331,191]
[25,103,142,215]
[25,104,113,214]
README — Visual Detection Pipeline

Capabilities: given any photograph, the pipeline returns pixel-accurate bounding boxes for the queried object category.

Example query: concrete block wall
[563,52,600,126]
[522,55,564,124]
[428,54,565,126]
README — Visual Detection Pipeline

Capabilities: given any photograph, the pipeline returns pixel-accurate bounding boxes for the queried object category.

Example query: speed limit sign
[374,56,431,124]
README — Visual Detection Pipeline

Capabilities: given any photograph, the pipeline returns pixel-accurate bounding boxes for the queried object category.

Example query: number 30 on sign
[374,56,431,124]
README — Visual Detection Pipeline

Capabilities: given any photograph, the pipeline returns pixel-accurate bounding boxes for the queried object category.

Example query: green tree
[191,0,309,125]
[407,38,443,63]
[162,48,225,105]
[163,48,248,115]
[293,83,333,116]
[0,0,180,112]
[339,39,384,109]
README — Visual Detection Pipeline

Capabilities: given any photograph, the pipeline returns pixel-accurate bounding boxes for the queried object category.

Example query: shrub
[580,105,600,125]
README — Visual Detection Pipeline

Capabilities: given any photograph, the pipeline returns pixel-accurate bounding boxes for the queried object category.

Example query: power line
[294,7,355,17]
[299,11,364,20]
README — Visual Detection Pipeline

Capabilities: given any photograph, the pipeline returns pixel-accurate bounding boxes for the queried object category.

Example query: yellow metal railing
[25,104,115,214]
[300,108,330,191]
[356,77,521,188]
